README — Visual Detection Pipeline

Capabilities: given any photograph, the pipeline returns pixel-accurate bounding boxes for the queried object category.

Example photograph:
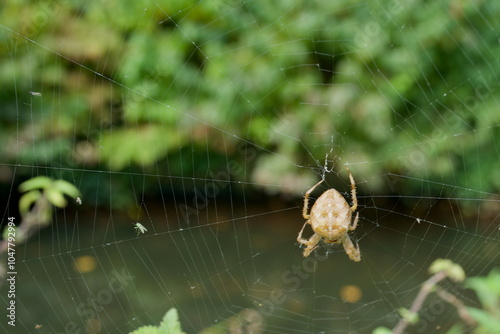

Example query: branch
[392,270,447,334]
[435,287,476,327]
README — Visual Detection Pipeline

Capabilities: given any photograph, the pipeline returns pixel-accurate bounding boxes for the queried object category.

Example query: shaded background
[1,0,500,333]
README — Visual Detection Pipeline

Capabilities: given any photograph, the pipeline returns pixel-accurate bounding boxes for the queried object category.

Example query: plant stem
[435,287,476,326]
[392,270,447,334]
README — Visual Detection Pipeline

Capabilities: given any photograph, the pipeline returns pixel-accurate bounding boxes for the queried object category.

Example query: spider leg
[350,212,359,231]
[297,221,310,243]
[342,234,361,262]
[302,179,324,220]
[344,165,357,212]
[297,221,322,257]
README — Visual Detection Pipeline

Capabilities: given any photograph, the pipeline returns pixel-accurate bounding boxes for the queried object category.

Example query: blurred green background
[1,0,500,209]
[2,1,500,334]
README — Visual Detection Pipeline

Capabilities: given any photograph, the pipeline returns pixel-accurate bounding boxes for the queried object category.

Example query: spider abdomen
[309,189,351,240]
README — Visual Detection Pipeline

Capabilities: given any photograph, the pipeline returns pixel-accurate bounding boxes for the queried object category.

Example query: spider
[297,165,361,261]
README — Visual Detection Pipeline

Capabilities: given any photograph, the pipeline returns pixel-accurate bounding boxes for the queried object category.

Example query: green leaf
[129,325,161,334]
[18,176,52,193]
[398,308,419,324]
[45,187,67,208]
[129,308,186,334]
[467,307,500,332]
[19,190,42,216]
[372,327,393,334]
[466,268,500,312]
[447,264,466,282]
[159,308,186,334]
[100,125,185,170]
[52,179,81,199]
[428,258,465,282]
[445,324,465,334]
[2,224,27,244]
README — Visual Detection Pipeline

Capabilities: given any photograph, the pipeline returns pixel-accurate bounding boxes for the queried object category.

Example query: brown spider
[297,165,361,261]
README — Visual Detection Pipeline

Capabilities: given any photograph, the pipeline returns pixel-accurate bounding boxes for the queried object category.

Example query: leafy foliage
[429,258,466,282]
[18,176,81,216]
[0,176,80,281]
[1,1,500,202]
[374,260,500,334]
[130,308,186,334]
[465,269,500,333]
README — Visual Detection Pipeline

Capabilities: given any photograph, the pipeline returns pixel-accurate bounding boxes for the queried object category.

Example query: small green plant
[130,307,263,334]
[18,176,81,217]
[374,259,500,334]
[130,308,186,334]
[0,176,81,282]
[14,176,81,243]
[463,268,500,333]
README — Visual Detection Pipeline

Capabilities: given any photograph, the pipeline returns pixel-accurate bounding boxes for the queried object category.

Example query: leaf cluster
[1,1,500,201]
[130,308,185,334]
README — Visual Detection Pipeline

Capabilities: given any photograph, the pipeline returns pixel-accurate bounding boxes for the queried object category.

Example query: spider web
[1,1,500,333]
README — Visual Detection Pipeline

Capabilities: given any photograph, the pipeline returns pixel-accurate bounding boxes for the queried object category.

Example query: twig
[392,270,447,334]
[435,287,476,327]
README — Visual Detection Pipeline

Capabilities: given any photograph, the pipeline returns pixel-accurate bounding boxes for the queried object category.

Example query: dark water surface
[5,197,498,334]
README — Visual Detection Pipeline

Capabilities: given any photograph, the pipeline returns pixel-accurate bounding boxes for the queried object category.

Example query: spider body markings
[297,165,361,261]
